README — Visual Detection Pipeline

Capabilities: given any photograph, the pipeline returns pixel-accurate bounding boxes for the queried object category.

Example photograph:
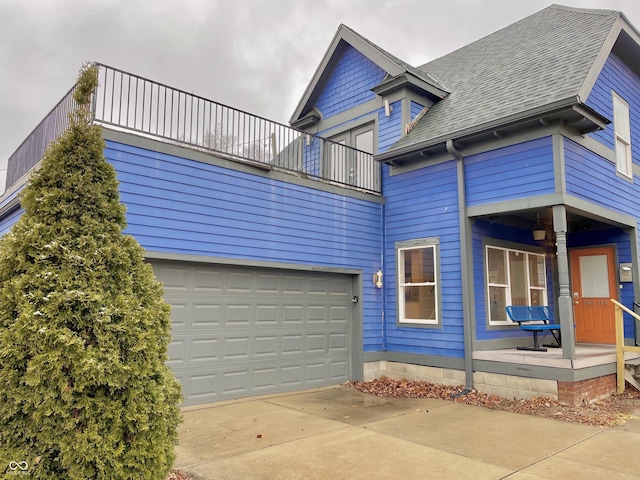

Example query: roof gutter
[446,139,474,391]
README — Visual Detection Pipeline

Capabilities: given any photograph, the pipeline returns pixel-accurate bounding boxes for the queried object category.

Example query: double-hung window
[613,92,632,178]
[397,240,440,325]
[486,245,547,325]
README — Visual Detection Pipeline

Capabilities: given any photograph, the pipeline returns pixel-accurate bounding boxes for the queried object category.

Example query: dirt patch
[346,376,640,428]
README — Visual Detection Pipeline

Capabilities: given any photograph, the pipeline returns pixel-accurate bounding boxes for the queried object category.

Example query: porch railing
[6,63,381,194]
[610,299,640,392]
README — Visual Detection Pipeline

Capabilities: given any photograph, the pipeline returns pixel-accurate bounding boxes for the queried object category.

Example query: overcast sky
[2,0,640,190]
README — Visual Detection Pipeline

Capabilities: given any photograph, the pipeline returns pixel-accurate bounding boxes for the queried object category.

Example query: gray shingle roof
[390,4,620,152]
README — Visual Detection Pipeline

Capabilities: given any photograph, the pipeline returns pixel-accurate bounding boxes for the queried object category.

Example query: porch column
[553,205,576,360]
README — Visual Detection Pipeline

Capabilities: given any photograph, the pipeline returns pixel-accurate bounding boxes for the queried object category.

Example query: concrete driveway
[175,386,640,480]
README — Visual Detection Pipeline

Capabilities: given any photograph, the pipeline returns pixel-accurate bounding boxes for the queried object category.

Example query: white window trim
[613,92,632,179]
[397,240,440,325]
[486,245,548,326]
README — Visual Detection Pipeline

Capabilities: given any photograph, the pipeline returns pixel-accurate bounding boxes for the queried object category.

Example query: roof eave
[375,97,609,165]
[371,73,449,101]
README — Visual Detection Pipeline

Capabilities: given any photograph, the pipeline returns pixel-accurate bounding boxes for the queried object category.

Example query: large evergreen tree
[0,64,182,479]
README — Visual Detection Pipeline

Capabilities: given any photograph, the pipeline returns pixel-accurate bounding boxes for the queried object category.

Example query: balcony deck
[6,63,381,195]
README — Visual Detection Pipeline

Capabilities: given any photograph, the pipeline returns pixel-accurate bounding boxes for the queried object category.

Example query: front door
[570,246,617,344]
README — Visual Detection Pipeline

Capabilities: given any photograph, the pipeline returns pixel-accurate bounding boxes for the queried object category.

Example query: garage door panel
[282,335,303,354]
[152,260,353,405]
[223,337,250,360]
[329,360,349,379]
[283,276,305,293]
[256,274,279,292]
[157,266,190,291]
[191,338,219,362]
[227,272,253,292]
[283,305,303,323]
[193,269,222,291]
[329,307,348,326]
[225,304,252,325]
[167,338,187,366]
[256,305,278,324]
[167,303,188,326]
[254,336,278,356]
[308,305,328,323]
[306,334,327,352]
[191,303,221,326]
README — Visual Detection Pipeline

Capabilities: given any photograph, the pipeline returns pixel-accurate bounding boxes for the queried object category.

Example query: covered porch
[471,202,640,356]
[466,201,640,404]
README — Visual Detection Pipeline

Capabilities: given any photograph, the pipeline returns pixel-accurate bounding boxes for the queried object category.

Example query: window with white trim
[613,93,632,178]
[486,245,547,325]
[398,243,439,325]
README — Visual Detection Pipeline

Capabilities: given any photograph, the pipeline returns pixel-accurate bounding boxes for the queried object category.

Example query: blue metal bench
[505,306,561,352]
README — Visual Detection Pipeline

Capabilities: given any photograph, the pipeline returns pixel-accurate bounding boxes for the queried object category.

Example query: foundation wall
[363,361,617,406]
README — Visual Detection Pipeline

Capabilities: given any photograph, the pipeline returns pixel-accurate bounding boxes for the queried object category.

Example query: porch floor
[473,344,640,369]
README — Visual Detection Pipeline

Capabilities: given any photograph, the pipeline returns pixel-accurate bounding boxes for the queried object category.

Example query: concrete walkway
[175,386,640,479]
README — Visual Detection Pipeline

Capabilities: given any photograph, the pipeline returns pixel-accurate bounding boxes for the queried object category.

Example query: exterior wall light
[373,270,383,288]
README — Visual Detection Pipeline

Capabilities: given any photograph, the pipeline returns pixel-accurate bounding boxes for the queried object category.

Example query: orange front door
[570,247,617,344]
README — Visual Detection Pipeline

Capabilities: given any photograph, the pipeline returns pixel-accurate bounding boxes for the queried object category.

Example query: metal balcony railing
[5,63,381,194]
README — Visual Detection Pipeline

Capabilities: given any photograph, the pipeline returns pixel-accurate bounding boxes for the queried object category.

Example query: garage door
[151,260,354,405]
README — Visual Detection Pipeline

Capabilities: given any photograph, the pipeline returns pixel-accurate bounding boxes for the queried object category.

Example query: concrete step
[625,356,640,367]
[624,370,640,391]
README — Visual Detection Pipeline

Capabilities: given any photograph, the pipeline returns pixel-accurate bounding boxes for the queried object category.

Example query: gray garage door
[151,260,354,405]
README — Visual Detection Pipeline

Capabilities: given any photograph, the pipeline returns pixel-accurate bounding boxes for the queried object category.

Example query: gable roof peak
[289,23,448,126]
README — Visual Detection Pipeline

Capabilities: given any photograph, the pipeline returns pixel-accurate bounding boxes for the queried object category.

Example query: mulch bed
[346,376,640,428]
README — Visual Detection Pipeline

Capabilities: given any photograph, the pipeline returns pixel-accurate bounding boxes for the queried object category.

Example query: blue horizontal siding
[378,100,402,153]
[315,45,385,119]
[564,138,639,340]
[0,206,23,237]
[105,140,385,351]
[466,137,555,205]
[411,101,424,121]
[565,138,640,215]
[383,160,464,358]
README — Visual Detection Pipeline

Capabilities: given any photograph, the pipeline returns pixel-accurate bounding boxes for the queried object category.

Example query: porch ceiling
[479,206,623,234]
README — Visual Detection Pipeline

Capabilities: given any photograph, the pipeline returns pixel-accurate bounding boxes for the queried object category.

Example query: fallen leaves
[346,376,640,428]
[166,470,192,480]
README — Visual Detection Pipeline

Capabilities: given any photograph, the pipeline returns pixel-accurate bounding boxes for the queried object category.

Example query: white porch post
[553,205,576,360]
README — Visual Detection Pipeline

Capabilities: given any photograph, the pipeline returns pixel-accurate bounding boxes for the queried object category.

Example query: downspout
[446,139,474,390]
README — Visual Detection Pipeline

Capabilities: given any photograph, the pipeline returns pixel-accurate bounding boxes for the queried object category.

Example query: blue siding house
[3,4,640,406]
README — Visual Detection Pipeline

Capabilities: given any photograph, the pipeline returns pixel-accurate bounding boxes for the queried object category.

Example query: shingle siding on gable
[587,52,640,154]
[315,45,386,119]
[383,161,465,358]
[465,137,555,206]
[105,140,385,351]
